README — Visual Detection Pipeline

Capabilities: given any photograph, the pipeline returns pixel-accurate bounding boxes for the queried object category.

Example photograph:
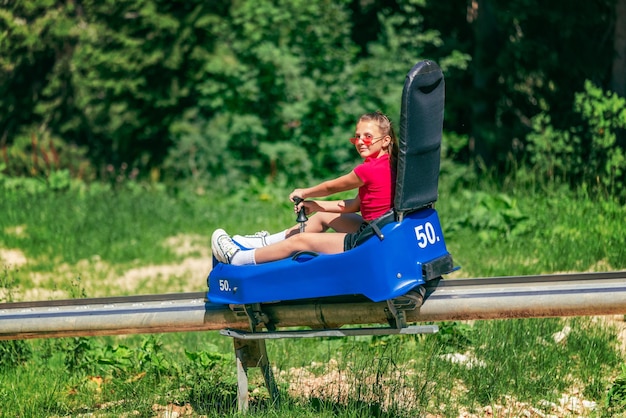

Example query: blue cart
[207,60,457,328]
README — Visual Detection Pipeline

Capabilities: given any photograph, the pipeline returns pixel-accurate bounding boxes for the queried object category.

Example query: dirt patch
[111,256,211,293]
[282,359,421,412]
[3,224,27,238]
[280,359,603,417]
[109,234,212,293]
[163,234,210,258]
[0,248,27,268]
[2,234,213,300]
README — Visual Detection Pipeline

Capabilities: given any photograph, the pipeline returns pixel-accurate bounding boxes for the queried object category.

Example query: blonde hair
[358,111,398,173]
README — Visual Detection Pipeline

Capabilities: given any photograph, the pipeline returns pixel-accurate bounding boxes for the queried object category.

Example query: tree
[163,0,360,186]
[0,1,78,147]
[420,0,616,170]
[467,0,504,166]
[612,0,626,97]
[70,0,223,168]
[3,0,621,188]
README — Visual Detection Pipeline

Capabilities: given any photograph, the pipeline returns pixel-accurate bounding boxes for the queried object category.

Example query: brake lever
[292,197,308,233]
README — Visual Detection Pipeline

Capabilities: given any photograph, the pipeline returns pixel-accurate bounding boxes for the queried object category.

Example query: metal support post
[231,302,280,412]
[233,338,279,413]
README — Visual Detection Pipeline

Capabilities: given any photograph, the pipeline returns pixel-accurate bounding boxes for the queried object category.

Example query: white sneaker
[211,229,240,264]
[233,230,270,249]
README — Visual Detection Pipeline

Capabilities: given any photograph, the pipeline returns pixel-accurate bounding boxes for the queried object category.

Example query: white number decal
[219,279,231,292]
[414,222,439,248]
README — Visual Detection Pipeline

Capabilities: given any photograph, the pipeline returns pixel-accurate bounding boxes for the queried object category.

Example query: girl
[212,111,398,265]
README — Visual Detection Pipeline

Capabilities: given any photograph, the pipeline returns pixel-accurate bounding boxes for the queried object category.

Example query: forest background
[2,1,626,416]
[2,0,626,196]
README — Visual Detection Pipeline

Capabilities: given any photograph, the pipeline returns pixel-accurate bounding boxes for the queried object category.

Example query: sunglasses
[349,134,385,146]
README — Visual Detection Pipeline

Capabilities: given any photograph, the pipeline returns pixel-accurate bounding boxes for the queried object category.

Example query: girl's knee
[291,233,311,245]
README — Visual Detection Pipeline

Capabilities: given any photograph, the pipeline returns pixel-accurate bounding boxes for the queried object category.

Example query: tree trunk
[612,0,626,97]
[469,0,503,166]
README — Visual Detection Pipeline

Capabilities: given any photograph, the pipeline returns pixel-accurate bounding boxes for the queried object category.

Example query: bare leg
[253,232,347,264]
[284,212,363,237]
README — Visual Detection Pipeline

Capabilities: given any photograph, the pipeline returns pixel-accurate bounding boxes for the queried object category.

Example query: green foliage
[182,347,239,413]
[0,268,31,374]
[164,0,361,188]
[24,335,239,415]
[164,111,261,187]
[416,0,618,173]
[527,81,626,198]
[433,321,474,353]
[445,190,528,242]
[61,337,97,374]
[68,0,213,167]
[1,0,623,199]
[1,129,94,181]
[606,364,626,415]
[0,340,32,370]
[60,335,171,377]
[0,0,78,142]
[0,264,19,303]
[526,112,582,182]
[2,0,477,191]
[574,81,626,195]
[184,346,227,370]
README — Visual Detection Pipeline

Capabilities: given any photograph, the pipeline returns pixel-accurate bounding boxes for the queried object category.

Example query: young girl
[212,111,398,265]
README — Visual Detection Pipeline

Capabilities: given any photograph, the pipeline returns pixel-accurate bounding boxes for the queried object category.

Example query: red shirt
[353,154,394,221]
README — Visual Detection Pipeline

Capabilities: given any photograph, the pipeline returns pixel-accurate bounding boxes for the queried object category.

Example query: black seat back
[394,60,445,215]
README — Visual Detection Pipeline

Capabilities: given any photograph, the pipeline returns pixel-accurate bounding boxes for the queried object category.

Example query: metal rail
[1,271,626,341]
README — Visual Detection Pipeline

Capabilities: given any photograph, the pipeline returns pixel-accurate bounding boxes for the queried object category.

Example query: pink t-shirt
[353,154,394,221]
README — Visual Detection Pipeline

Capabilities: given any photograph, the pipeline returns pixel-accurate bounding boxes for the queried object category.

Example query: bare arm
[304,195,361,214]
[288,171,363,215]
[289,171,363,201]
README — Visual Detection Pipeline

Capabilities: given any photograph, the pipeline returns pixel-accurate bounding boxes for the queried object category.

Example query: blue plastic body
[207,208,452,305]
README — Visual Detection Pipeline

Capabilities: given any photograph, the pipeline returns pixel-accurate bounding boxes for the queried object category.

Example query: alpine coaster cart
[207,60,457,411]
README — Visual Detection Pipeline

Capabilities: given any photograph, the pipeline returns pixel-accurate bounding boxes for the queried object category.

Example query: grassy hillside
[1,181,625,417]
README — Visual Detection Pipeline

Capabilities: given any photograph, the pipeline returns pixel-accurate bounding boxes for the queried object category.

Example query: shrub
[527,81,626,198]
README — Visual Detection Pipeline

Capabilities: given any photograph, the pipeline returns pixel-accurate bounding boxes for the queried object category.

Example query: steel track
[1,271,625,340]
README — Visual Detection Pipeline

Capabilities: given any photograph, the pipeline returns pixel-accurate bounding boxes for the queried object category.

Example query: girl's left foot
[233,231,269,249]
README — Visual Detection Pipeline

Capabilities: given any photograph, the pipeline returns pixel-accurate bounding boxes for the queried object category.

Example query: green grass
[1,180,626,417]
[437,187,626,278]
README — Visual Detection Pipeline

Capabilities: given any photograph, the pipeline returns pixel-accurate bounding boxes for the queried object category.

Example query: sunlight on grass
[1,183,625,416]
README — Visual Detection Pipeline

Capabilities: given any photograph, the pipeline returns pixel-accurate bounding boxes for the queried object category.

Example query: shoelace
[217,234,239,257]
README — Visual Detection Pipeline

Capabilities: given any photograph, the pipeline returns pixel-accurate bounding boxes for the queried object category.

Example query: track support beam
[1,272,626,341]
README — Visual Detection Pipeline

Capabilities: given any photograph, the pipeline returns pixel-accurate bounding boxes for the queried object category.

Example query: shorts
[344,209,396,251]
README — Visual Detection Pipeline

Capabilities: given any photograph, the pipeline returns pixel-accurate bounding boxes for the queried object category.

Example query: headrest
[394,60,445,213]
